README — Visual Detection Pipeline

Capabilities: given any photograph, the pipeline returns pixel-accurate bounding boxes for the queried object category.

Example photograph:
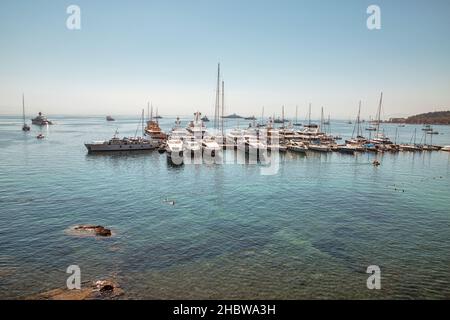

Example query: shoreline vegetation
[387,111,450,125]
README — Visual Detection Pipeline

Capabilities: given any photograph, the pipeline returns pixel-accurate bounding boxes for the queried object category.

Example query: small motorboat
[36,133,45,139]
[441,146,450,152]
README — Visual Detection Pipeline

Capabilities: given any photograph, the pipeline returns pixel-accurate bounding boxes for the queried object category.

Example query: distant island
[221,113,243,119]
[388,111,450,125]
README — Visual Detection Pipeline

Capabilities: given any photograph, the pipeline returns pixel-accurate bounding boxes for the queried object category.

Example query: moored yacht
[308,143,332,152]
[166,138,184,164]
[187,111,207,138]
[144,107,167,142]
[84,131,158,152]
[202,137,221,157]
[286,141,307,153]
[238,135,267,158]
[31,112,53,125]
[183,138,202,156]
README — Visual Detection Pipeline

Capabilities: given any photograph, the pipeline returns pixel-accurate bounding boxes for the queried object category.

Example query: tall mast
[150,103,153,122]
[282,105,285,124]
[147,102,150,122]
[261,106,264,125]
[357,101,362,137]
[320,107,324,132]
[327,114,331,134]
[308,103,311,126]
[22,93,25,125]
[295,105,298,124]
[221,80,225,138]
[141,109,145,136]
[351,101,361,139]
[214,63,221,130]
[376,92,383,135]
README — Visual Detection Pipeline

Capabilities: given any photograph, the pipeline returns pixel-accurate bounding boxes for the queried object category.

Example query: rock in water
[74,225,112,237]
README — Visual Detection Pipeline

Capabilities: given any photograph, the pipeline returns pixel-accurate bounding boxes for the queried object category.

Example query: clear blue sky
[0,0,449,119]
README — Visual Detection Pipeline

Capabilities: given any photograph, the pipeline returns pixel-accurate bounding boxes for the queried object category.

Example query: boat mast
[150,103,153,122]
[214,63,221,130]
[308,103,311,126]
[282,105,285,125]
[141,109,145,136]
[261,106,264,125]
[320,107,324,132]
[221,80,225,138]
[376,92,383,135]
[147,102,150,122]
[22,93,26,125]
[327,114,331,134]
[295,105,298,124]
[357,101,362,137]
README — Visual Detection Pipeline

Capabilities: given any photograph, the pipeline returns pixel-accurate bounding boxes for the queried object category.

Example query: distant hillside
[388,111,450,125]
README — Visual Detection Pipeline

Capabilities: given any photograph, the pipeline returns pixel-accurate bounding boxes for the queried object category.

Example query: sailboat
[293,105,302,126]
[21,94,30,131]
[400,128,422,151]
[144,103,167,142]
[370,92,392,145]
[308,107,331,152]
[257,106,266,128]
[345,101,367,147]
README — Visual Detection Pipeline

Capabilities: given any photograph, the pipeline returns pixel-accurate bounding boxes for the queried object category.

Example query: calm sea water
[0,115,449,299]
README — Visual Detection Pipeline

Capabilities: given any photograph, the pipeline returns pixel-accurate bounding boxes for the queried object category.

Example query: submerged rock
[29,279,123,300]
[74,225,112,237]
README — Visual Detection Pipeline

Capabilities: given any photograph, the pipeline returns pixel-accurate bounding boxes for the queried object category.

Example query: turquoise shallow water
[0,115,449,299]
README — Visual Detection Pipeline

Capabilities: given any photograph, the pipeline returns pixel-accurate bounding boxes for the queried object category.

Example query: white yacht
[171,117,188,139]
[238,135,267,158]
[441,146,450,152]
[183,138,202,156]
[226,128,244,146]
[370,132,393,145]
[308,144,332,152]
[202,137,221,157]
[186,111,207,139]
[85,131,158,152]
[166,138,184,163]
[31,112,53,125]
[286,141,307,153]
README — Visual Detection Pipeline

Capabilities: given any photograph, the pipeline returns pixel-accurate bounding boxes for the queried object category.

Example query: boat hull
[85,143,156,152]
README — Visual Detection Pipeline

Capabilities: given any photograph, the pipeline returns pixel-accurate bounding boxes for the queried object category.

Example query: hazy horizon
[1,0,449,120]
